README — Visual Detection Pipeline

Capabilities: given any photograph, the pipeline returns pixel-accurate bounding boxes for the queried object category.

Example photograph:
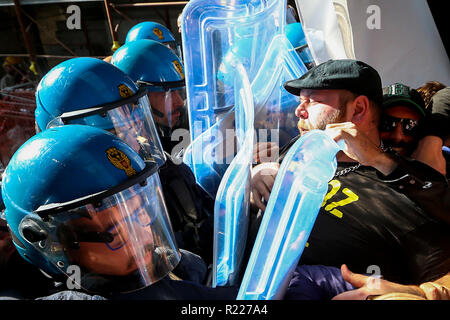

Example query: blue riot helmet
[35,57,166,167]
[111,40,187,154]
[1,125,180,293]
[285,22,315,69]
[125,22,181,58]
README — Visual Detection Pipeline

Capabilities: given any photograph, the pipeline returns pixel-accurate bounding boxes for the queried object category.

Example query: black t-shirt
[298,163,450,285]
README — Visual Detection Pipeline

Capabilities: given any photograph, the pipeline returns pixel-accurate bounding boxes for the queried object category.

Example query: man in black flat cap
[250,59,450,300]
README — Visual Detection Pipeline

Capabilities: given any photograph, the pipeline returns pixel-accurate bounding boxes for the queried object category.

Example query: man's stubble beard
[297,107,346,135]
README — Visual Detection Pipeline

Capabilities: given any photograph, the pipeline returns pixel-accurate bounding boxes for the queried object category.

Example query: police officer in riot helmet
[2,125,237,299]
[125,21,182,60]
[111,39,189,157]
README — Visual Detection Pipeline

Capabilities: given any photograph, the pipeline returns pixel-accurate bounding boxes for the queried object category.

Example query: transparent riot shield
[237,130,344,300]
[211,34,307,287]
[250,34,307,153]
[180,0,308,287]
[213,63,254,287]
[181,0,307,198]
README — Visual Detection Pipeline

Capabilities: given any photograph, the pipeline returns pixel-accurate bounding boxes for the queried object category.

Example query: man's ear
[351,95,370,124]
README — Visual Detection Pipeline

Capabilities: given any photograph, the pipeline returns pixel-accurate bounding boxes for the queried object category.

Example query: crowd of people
[0,15,449,301]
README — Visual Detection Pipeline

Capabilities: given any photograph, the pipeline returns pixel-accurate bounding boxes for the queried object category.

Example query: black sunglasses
[380,115,420,136]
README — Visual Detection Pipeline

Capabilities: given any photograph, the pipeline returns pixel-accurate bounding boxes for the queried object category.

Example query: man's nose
[295,100,308,119]
[172,91,184,109]
[390,124,406,143]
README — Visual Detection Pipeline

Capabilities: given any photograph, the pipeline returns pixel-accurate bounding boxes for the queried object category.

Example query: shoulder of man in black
[300,164,450,285]
[376,150,450,226]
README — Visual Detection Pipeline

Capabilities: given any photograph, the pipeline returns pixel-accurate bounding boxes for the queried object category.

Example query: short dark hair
[339,90,381,121]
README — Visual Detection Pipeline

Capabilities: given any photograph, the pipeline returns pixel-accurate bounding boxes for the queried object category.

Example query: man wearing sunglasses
[380,83,445,161]
[380,82,448,177]
[377,83,449,224]
[380,83,426,157]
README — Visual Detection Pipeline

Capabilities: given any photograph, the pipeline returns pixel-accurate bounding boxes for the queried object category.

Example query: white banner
[295,0,450,88]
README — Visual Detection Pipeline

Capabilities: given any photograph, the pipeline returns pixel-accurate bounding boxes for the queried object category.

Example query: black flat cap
[283,59,383,104]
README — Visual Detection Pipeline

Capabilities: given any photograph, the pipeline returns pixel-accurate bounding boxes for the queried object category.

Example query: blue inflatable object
[213,63,254,287]
[237,130,343,300]
[0,185,4,218]
[443,146,450,155]
[181,0,307,199]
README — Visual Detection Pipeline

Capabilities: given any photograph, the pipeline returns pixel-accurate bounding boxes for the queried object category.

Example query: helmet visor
[47,89,166,167]
[164,41,182,59]
[22,172,180,293]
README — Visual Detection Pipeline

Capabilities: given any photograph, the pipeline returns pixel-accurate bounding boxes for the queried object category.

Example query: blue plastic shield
[250,34,307,151]
[181,0,307,198]
[211,35,307,287]
[237,130,343,300]
[180,0,308,287]
[213,63,254,287]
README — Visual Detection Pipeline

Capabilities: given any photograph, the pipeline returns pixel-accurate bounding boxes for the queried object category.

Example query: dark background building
[0,0,186,77]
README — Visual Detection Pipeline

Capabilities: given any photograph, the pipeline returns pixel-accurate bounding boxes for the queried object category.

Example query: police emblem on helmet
[106,147,137,176]
[118,84,134,98]
[153,27,164,40]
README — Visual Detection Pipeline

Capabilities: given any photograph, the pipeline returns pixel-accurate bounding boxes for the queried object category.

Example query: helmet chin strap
[151,106,165,118]
[151,107,172,136]
[151,107,182,135]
